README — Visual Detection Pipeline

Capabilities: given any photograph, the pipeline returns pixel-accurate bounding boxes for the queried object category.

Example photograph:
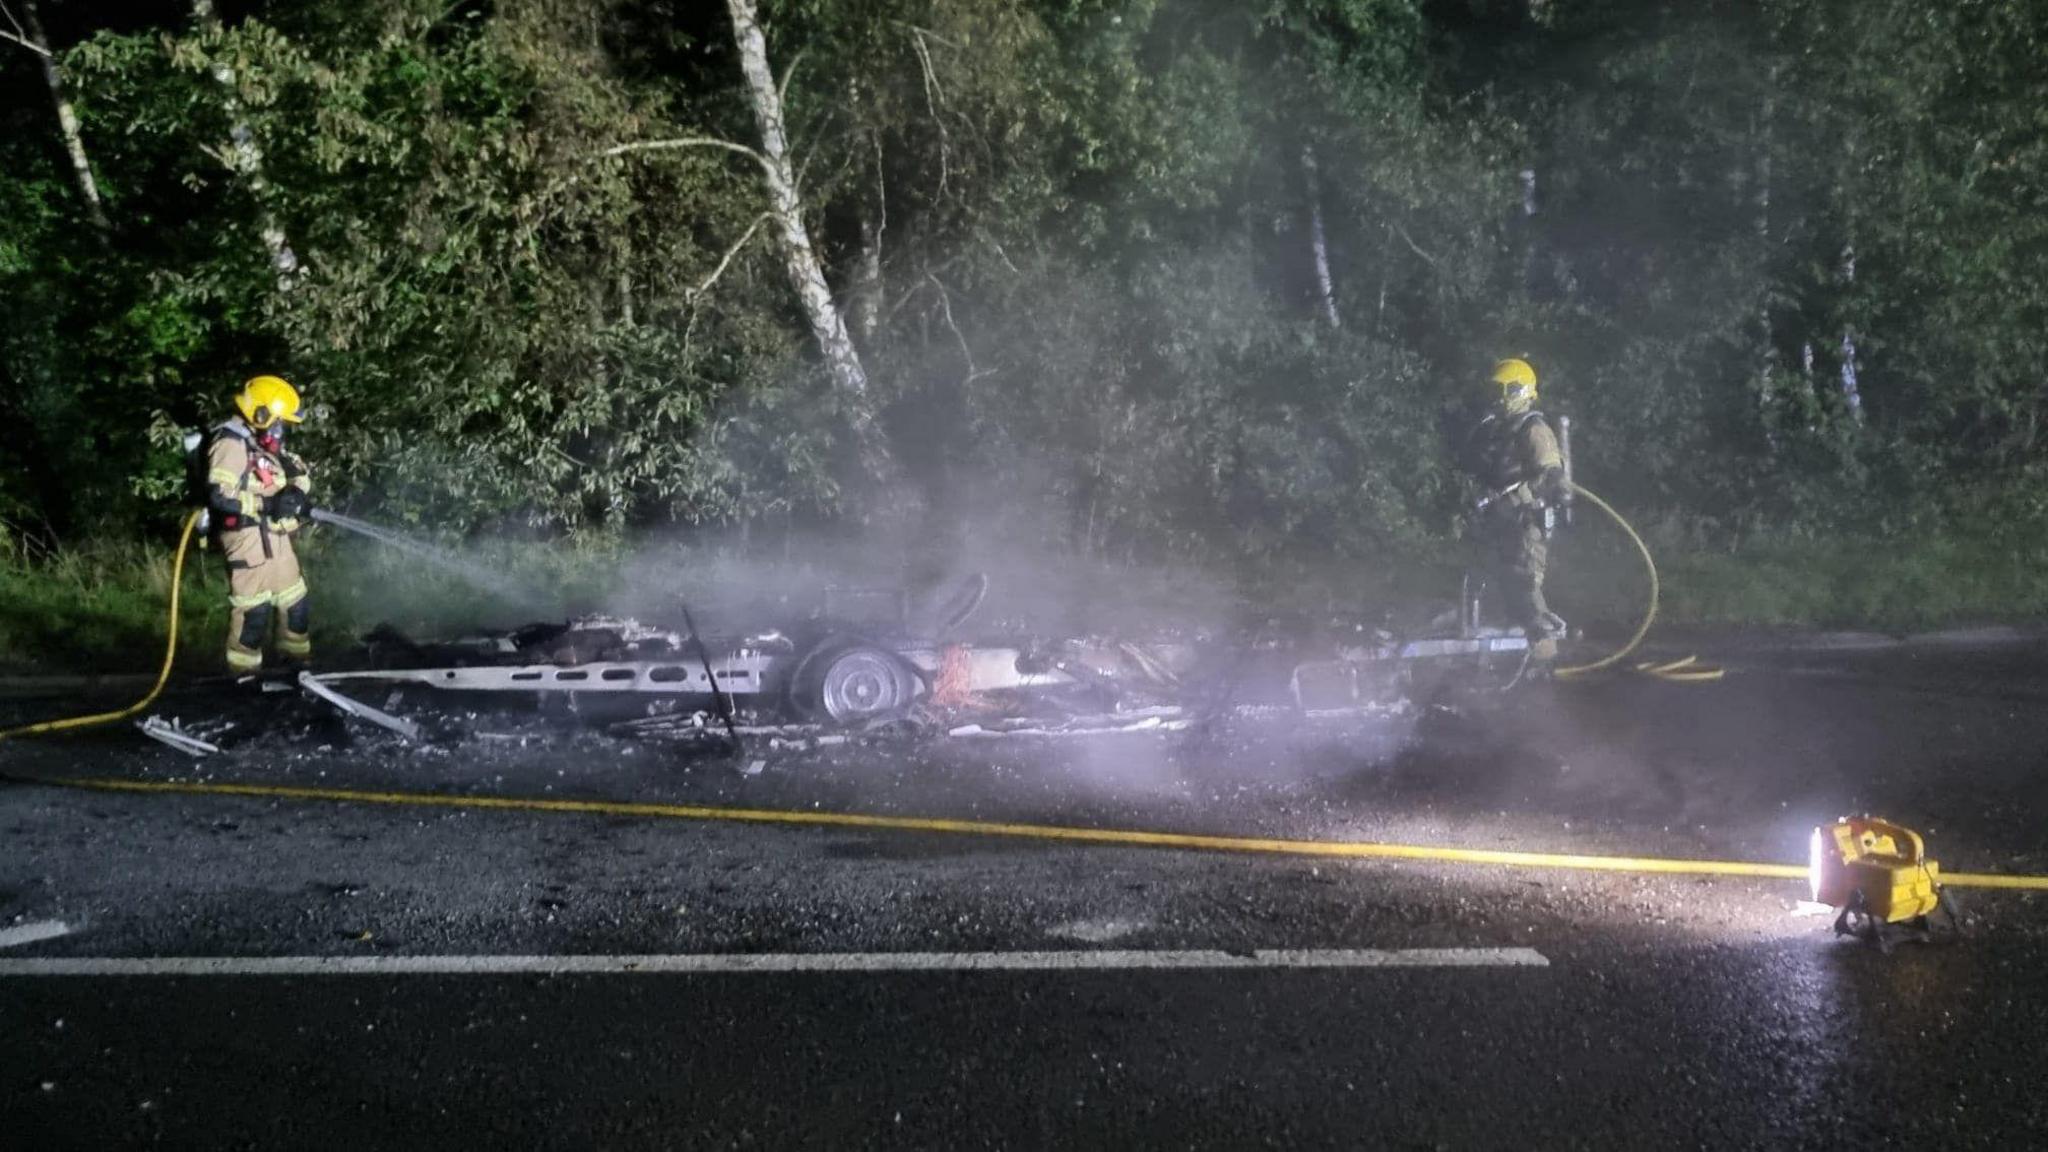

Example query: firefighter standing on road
[1464,357,1568,664]
[205,375,315,673]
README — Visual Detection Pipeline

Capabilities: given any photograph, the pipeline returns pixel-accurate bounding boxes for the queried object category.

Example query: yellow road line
[16,773,2048,891]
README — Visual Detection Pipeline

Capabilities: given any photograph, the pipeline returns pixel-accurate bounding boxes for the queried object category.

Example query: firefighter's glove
[269,516,303,535]
[267,487,309,521]
[282,452,313,492]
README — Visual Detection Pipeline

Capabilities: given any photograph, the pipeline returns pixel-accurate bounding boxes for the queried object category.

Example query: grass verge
[1657,535,2048,631]
[0,523,622,676]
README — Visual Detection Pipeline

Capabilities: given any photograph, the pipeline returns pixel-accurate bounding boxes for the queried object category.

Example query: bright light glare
[1809,827,1826,902]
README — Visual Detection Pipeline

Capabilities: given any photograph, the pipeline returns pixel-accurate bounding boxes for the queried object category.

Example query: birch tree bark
[850,138,884,341]
[1517,165,1542,293]
[190,0,299,292]
[20,0,108,232]
[723,0,872,409]
[1301,144,1339,329]
[1753,81,1781,442]
[1839,241,1862,423]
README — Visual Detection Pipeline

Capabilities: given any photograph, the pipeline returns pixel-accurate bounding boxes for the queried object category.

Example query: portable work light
[1810,816,1956,948]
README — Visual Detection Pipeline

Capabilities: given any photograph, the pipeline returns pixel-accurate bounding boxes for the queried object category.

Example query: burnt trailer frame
[298,611,1532,734]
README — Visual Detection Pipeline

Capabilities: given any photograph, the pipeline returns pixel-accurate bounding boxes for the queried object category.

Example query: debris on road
[137,716,223,757]
[297,672,422,742]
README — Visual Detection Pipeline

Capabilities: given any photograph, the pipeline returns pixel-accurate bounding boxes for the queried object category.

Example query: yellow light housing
[1809,816,1943,924]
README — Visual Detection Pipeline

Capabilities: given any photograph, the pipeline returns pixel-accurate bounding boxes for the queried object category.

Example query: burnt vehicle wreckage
[91,402,1694,758]
[256,572,1536,751]
[258,418,1703,751]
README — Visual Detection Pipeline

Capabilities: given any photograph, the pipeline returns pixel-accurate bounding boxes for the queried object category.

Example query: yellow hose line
[1555,483,1656,679]
[1939,872,2048,891]
[1652,668,1726,683]
[0,510,200,741]
[13,772,2047,889]
[5,773,1809,877]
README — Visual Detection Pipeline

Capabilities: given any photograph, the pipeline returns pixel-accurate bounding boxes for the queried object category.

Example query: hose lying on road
[10,770,2048,892]
[0,510,201,742]
[1555,484,1722,683]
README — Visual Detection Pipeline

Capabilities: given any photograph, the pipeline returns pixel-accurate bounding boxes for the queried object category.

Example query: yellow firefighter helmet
[235,375,305,429]
[1491,358,1538,410]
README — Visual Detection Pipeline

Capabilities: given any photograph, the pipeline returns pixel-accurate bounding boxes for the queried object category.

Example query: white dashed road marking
[0,947,1547,977]
[0,920,74,951]
[1049,916,1153,943]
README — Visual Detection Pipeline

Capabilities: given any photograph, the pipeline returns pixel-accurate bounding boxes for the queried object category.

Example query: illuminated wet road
[4,635,2047,1147]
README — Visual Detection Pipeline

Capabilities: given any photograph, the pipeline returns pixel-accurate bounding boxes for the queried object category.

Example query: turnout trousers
[221,526,310,672]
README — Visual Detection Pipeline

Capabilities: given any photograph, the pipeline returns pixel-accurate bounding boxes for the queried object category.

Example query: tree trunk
[1839,328,1863,423]
[22,0,108,232]
[1301,145,1339,329]
[852,211,883,341]
[848,134,884,341]
[1518,165,1546,295]
[1795,340,1817,431]
[1754,81,1774,240]
[723,0,872,408]
[1839,241,1862,422]
[1753,80,1782,443]
[190,0,299,293]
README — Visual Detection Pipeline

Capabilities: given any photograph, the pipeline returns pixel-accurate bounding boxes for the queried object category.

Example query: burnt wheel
[794,642,922,723]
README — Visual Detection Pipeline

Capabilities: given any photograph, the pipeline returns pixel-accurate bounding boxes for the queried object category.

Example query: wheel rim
[817,647,911,721]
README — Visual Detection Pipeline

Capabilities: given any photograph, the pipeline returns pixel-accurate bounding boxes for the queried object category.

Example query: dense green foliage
[3,0,2044,582]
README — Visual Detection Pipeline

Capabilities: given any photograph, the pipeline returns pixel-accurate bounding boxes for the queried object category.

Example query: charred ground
[4,632,2047,1147]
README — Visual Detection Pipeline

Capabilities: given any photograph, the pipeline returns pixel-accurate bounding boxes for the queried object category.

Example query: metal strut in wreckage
[292,612,1530,743]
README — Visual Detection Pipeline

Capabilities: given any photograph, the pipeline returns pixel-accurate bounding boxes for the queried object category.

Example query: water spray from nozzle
[309,508,539,610]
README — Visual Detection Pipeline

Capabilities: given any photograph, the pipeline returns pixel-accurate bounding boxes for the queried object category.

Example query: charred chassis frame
[301,579,1531,729]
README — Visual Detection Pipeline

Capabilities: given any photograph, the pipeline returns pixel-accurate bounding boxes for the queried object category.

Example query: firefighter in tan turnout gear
[205,375,315,673]
[1464,357,1568,664]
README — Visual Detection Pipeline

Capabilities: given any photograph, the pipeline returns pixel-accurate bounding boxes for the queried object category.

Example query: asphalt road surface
[5,633,2048,1148]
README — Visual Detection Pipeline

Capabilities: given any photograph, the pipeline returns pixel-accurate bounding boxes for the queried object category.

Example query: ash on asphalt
[7,640,2048,958]
[5,639,2048,1146]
